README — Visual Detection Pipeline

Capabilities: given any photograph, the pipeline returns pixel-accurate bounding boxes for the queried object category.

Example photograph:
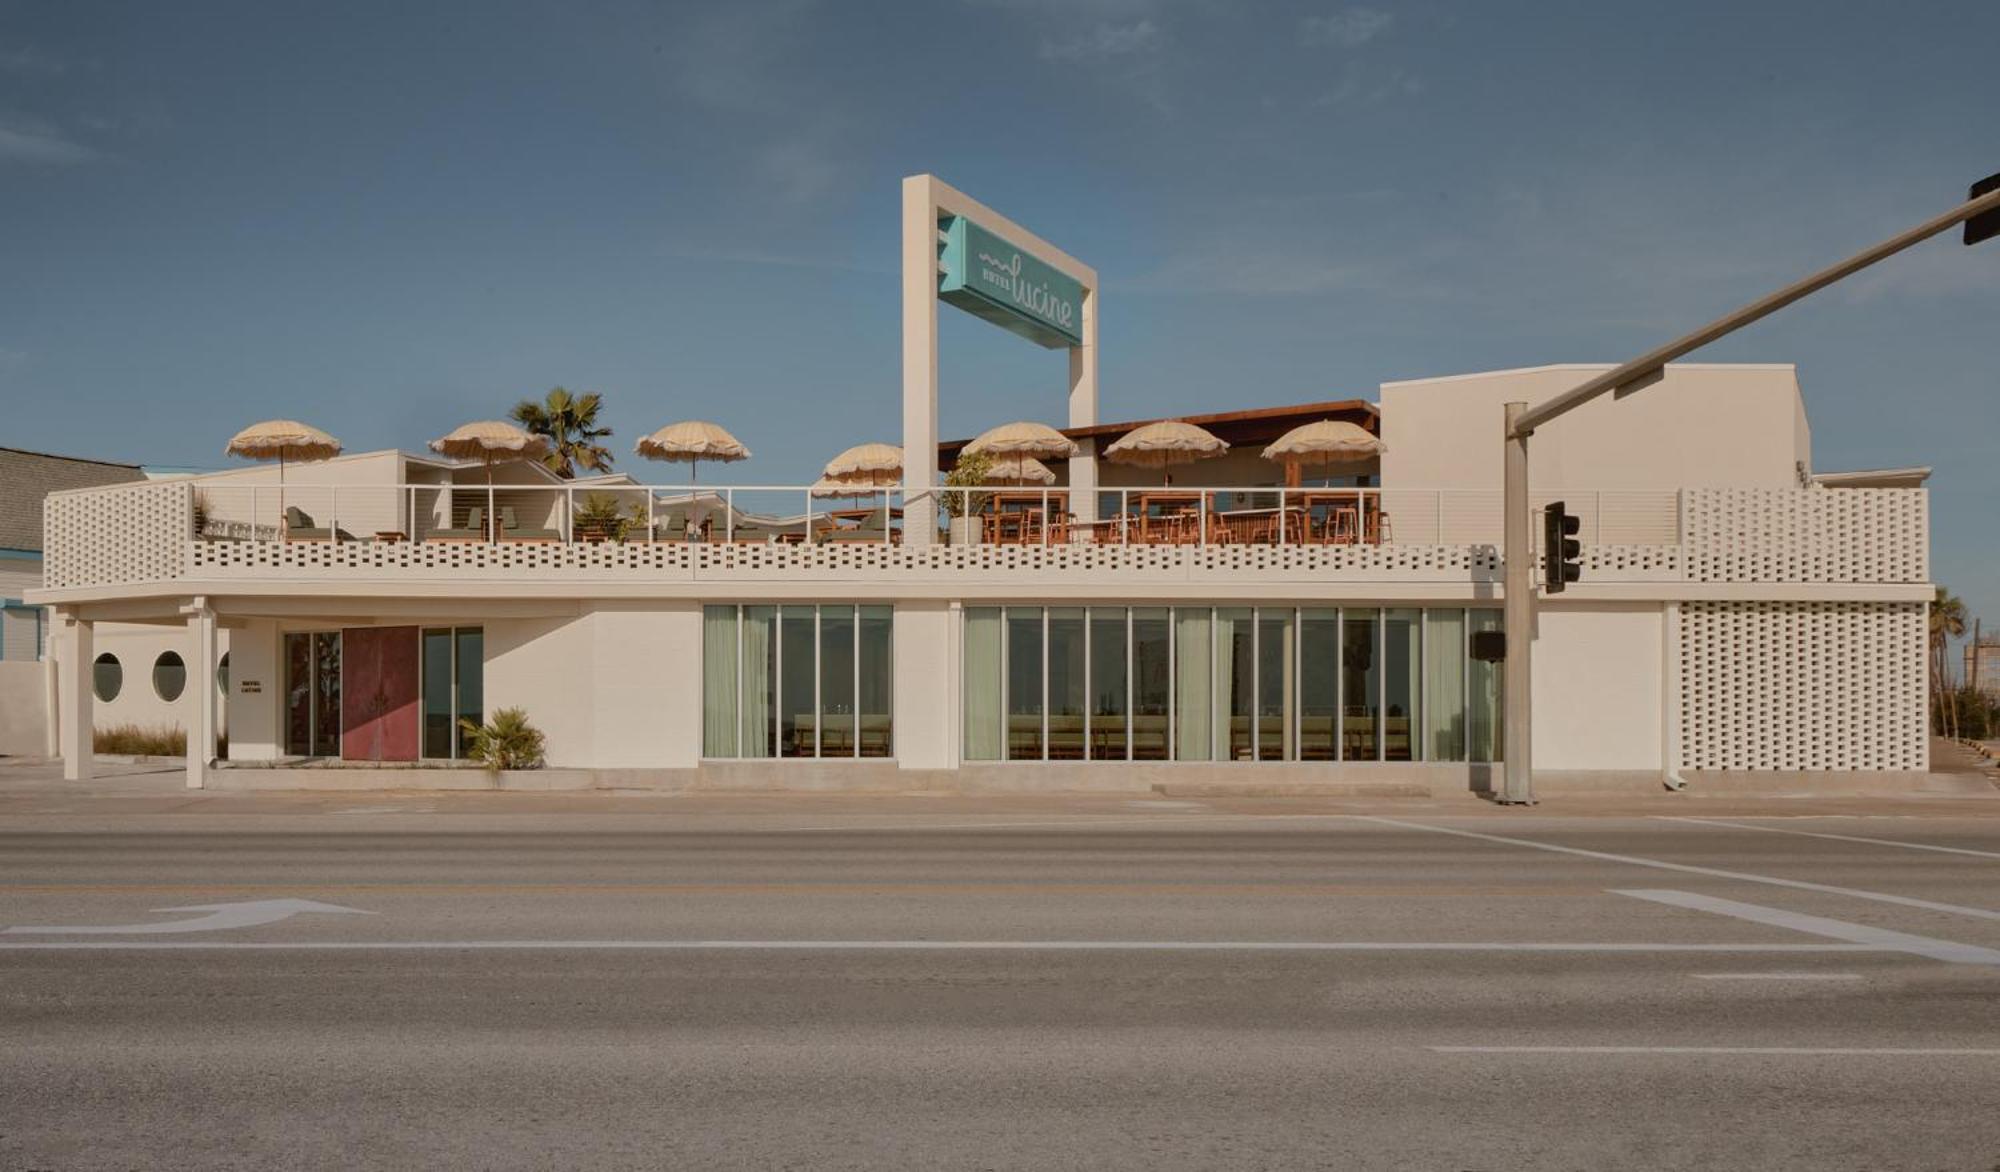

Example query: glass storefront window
[1257,609,1295,761]
[1424,610,1466,761]
[312,631,341,758]
[858,606,893,758]
[1300,609,1339,761]
[421,628,452,759]
[1131,608,1171,762]
[1216,607,1254,762]
[1047,608,1085,760]
[819,605,857,759]
[703,604,893,761]
[285,631,344,758]
[1384,609,1420,762]
[1342,609,1379,761]
[963,607,1003,762]
[1006,607,1043,761]
[1174,608,1211,761]
[779,605,816,758]
[419,626,483,759]
[1088,608,1127,761]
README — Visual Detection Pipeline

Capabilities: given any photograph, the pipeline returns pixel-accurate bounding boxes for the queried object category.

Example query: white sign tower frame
[901,174,1099,546]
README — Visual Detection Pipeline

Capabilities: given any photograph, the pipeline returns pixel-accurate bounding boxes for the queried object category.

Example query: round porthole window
[217,652,231,694]
[153,651,187,702]
[92,653,122,702]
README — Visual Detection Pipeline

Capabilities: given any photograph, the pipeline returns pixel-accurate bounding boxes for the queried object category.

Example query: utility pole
[1497,175,2000,806]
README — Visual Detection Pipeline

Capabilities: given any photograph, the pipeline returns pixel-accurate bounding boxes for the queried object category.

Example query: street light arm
[1511,183,2000,439]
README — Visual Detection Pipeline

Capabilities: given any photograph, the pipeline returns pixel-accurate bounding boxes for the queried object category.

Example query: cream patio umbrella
[1102,419,1229,486]
[821,442,903,487]
[963,420,1078,484]
[634,420,751,484]
[430,420,553,539]
[984,455,1057,486]
[224,419,342,534]
[1261,419,1385,486]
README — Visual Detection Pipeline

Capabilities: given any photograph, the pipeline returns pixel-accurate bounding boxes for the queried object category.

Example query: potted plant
[573,492,632,543]
[458,707,547,771]
[942,453,994,546]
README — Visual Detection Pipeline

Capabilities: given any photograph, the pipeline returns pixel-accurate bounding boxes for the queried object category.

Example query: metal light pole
[1497,177,2000,807]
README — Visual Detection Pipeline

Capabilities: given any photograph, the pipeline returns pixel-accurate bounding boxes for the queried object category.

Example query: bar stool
[1325,506,1360,544]
[1373,512,1393,544]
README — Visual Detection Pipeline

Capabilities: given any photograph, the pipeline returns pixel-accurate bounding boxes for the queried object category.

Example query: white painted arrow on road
[2,899,374,935]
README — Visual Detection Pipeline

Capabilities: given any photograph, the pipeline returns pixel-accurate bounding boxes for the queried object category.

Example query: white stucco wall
[1530,602,1663,772]
[222,619,282,761]
[893,600,953,769]
[83,622,232,737]
[484,605,702,769]
[1379,364,1810,492]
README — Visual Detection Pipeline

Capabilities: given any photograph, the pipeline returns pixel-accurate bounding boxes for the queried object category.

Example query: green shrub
[459,707,547,770]
[942,452,995,518]
[94,724,186,756]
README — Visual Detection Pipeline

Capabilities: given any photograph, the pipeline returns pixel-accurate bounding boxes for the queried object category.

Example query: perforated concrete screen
[1684,488,1927,584]
[1679,601,1927,771]
[43,481,189,589]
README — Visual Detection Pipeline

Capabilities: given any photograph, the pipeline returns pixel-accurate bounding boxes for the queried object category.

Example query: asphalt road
[4,803,2000,1170]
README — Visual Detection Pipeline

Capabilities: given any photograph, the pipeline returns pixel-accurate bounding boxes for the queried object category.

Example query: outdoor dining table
[1210,505,1310,544]
[1129,491,1203,543]
[1299,490,1379,543]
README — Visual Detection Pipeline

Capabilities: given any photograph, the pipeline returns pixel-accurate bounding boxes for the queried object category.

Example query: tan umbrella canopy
[224,420,342,524]
[1103,420,1229,485]
[810,475,884,499]
[634,420,750,484]
[965,420,1077,484]
[429,420,551,484]
[1262,419,1386,486]
[985,455,1057,486]
[821,442,903,487]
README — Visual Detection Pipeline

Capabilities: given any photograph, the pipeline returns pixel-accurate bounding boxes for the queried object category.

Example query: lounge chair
[430,506,488,543]
[500,506,561,543]
[283,507,353,543]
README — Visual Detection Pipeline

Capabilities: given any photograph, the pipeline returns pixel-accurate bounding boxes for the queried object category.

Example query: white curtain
[702,606,738,757]
[740,606,775,757]
[1424,609,1465,761]
[1175,608,1211,761]
[962,608,1002,761]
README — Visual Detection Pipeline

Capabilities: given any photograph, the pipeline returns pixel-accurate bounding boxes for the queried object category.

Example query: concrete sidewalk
[0,755,1994,821]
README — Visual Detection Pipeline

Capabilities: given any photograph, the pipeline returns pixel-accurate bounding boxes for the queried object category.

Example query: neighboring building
[1966,641,2000,701]
[0,446,146,661]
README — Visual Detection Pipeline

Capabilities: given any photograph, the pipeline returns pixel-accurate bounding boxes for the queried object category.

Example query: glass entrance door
[284,631,342,757]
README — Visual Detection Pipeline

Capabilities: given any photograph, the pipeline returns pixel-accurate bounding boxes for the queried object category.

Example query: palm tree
[1931,587,1968,737]
[509,387,613,478]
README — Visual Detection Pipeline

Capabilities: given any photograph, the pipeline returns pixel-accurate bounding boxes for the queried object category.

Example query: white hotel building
[28,177,1933,793]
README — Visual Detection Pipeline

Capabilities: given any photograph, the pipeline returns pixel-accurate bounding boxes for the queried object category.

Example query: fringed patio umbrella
[1262,419,1384,486]
[1103,420,1228,486]
[984,455,1057,486]
[429,420,551,481]
[224,420,342,535]
[634,420,751,484]
[963,420,1078,485]
[821,442,903,488]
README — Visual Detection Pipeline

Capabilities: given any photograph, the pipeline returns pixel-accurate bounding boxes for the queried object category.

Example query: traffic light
[1966,172,2000,246]
[1543,501,1581,593]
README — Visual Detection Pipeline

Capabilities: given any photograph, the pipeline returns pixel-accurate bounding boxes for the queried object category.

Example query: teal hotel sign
[936,215,1084,349]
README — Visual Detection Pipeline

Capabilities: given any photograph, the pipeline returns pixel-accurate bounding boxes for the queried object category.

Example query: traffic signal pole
[1496,177,2000,807]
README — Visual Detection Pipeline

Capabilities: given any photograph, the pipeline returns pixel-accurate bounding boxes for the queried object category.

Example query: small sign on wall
[239,680,262,694]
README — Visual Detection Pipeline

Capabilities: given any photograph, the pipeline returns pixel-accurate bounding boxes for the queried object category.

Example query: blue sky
[3,1,1997,615]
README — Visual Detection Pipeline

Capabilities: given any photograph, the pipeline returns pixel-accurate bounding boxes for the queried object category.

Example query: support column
[902,175,941,547]
[57,610,93,781]
[185,598,217,789]
[1501,402,1535,805]
[1067,283,1099,526]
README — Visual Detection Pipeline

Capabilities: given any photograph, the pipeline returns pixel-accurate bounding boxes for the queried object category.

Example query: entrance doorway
[284,631,341,757]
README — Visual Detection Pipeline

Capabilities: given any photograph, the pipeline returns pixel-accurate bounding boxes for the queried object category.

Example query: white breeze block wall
[1678,601,1927,772]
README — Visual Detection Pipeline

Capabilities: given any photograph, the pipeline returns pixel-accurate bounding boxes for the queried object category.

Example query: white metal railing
[182,482,1685,550]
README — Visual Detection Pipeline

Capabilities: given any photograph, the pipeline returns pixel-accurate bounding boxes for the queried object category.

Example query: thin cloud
[0,116,94,165]
[1301,8,1393,49]
[0,45,67,76]
[1039,19,1162,64]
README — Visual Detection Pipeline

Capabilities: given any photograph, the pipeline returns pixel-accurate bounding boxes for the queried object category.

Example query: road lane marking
[2,899,373,936]
[1691,973,1862,981]
[1615,889,2000,967]
[1359,816,2000,922]
[1431,1047,2000,1055]
[0,940,1883,953]
[1658,816,2000,860]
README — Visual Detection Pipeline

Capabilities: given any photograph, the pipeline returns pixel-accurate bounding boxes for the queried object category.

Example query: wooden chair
[1323,506,1360,545]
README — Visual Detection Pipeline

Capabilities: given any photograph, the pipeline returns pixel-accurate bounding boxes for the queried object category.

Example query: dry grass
[93,724,186,756]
